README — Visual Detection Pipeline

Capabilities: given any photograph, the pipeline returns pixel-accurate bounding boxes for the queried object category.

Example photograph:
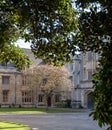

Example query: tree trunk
[46,96,49,112]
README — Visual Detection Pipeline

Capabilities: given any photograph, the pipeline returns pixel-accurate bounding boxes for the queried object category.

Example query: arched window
[55,94,60,102]
[38,94,43,102]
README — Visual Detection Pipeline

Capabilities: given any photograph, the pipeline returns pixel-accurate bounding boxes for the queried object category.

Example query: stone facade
[0,49,71,107]
[0,67,22,107]
[66,52,99,109]
[0,49,99,108]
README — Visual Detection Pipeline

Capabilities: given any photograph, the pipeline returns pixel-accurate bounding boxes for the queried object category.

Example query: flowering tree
[27,65,73,110]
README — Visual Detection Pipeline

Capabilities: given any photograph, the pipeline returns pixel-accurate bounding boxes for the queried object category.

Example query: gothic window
[83,53,87,65]
[38,94,43,102]
[88,71,92,80]
[22,91,33,103]
[22,75,27,86]
[2,76,10,85]
[55,95,60,102]
[2,90,8,102]
[83,68,87,80]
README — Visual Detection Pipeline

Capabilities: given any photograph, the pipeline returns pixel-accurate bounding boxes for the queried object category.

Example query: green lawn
[0,122,30,130]
[0,107,80,114]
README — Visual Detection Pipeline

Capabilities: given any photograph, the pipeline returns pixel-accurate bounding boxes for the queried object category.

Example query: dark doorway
[87,93,94,109]
[47,97,51,106]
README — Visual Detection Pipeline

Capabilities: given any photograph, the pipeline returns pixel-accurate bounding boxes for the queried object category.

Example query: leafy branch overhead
[1,0,112,129]
[0,44,32,70]
[0,0,78,66]
[75,0,112,130]
[75,0,112,53]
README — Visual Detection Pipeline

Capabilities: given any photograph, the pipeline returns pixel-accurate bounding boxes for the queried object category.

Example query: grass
[0,107,81,114]
[0,122,30,130]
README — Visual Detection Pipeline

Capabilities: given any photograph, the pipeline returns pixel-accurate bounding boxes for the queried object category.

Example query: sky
[15,39,80,54]
[15,39,31,49]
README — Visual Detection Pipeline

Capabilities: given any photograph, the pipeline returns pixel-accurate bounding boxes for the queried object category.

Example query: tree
[75,0,112,129]
[0,43,32,70]
[0,1,20,45]
[27,65,73,110]
[0,1,32,70]
[0,0,78,66]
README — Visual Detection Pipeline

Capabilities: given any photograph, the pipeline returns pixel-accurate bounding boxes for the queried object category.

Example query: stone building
[0,48,99,108]
[66,52,99,109]
[0,49,71,107]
